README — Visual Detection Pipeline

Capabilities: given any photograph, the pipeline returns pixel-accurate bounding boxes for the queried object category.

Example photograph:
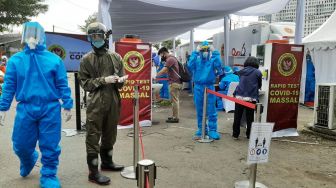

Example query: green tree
[153,39,181,50]
[0,0,48,32]
[78,12,97,33]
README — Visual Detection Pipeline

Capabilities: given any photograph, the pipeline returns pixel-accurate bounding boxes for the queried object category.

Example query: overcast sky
[32,0,97,34]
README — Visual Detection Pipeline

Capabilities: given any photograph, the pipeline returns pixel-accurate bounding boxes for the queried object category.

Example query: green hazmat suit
[79,49,125,155]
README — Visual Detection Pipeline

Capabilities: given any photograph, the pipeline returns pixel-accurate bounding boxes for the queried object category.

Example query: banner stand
[121,85,140,180]
[196,87,213,143]
[235,103,268,188]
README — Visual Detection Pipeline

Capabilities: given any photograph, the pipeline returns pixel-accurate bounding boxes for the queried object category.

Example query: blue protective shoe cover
[208,131,221,140]
[20,151,39,177]
[40,176,61,188]
[194,129,202,137]
[194,128,208,137]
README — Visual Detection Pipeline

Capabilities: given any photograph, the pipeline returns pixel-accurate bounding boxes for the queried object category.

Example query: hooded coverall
[188,49,223,140]
[0,22,73,188]
[78,49,125,155]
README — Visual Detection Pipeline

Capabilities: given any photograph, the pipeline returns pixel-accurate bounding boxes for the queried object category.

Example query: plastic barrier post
[196,87,213,143]
[235,103,268,188]
[121,85,140,180]
[136,159,156,188]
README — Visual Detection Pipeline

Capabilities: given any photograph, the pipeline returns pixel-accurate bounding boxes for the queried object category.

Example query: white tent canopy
[102,0,291,43]
[300,10,336,102]
[235,0,290,16]
[303,9,336,50]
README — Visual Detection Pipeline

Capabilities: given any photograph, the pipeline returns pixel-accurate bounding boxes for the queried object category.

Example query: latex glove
[63,109,72,122]
[104,75,119,84]
[118,75,129,83]
[0,111,6,126]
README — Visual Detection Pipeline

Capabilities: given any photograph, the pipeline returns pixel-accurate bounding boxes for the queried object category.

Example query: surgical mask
[202,52,208,59]
[27,37,38,50]
[92,40,105,48]
[160,55,166,62]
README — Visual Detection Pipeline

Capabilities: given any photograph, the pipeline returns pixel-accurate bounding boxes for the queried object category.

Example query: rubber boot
[100,149,124,171]
[87,154,110,185]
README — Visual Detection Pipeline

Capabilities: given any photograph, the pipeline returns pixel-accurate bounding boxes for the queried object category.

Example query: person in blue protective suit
[304,53,315,103]
[156,59,170,100]
[188,41,223,140]
[219,66,240,95]
[216,66,240,111]
[0,22,73,188]
[233,66,240,75]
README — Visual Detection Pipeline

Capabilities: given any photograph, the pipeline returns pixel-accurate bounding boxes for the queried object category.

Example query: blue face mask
[92,40,105,48]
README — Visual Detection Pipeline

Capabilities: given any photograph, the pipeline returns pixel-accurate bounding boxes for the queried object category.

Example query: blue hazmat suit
[304,54,315,102]
[187,42,223,140]
[157,60,170,99]
[0,22,73,188]
[217,66,240,111]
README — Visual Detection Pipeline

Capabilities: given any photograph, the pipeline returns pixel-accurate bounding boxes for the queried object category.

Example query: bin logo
[123,51,145,73]
[278,53,297,77]
[48,44,66,60]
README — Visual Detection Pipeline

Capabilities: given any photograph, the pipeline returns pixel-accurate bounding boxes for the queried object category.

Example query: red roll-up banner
[267,43,304,131]
[115,42,152,126]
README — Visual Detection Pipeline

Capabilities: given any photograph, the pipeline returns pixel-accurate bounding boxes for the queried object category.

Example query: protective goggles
[87,33,105,42]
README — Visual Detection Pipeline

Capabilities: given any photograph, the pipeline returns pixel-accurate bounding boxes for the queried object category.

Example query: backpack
[171,58,191,82]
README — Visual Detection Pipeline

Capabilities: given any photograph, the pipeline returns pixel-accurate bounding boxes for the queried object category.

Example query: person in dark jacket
[232,56,262,139]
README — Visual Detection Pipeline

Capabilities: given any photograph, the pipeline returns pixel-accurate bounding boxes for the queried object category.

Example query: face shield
[21,22,45,50]
[87,22,107,48]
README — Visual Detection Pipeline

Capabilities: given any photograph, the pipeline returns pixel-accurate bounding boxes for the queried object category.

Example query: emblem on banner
[48,44,66,60]
[277,53,297,77]
[123,51,145,73]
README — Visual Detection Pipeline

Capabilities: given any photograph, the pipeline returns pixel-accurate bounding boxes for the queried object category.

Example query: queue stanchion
[136,159,156,188]
[235,103,268,188]
[121,85,140,180]
[196,87,213,143]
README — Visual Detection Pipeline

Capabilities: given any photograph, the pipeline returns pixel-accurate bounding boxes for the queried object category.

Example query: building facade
[259,0,336,36]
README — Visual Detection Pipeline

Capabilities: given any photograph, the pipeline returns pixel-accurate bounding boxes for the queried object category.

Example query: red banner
[115,42,151,126]
[267,43,304,131]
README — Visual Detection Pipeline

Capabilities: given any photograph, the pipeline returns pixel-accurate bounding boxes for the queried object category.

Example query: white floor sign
[247,122,274,164]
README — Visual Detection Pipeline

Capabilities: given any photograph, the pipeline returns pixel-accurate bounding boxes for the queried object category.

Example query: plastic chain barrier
[206,88,256,110]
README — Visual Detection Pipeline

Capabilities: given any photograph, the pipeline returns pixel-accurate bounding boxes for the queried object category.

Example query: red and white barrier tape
[206,88,256,110]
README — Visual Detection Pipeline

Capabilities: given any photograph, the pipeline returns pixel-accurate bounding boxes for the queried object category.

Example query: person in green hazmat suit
[78,22,128,186]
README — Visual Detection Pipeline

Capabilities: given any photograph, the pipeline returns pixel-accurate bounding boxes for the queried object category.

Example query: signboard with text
[247,122,274,164]
[115,42,151,126]
[46,32,91,72]
[267,44,304,131]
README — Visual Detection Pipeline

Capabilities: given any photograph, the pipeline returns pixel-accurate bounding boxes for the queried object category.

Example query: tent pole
[173,37,176,56]
[224,15,230,66]
[295,0,305,44]
[190,29,194,53]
